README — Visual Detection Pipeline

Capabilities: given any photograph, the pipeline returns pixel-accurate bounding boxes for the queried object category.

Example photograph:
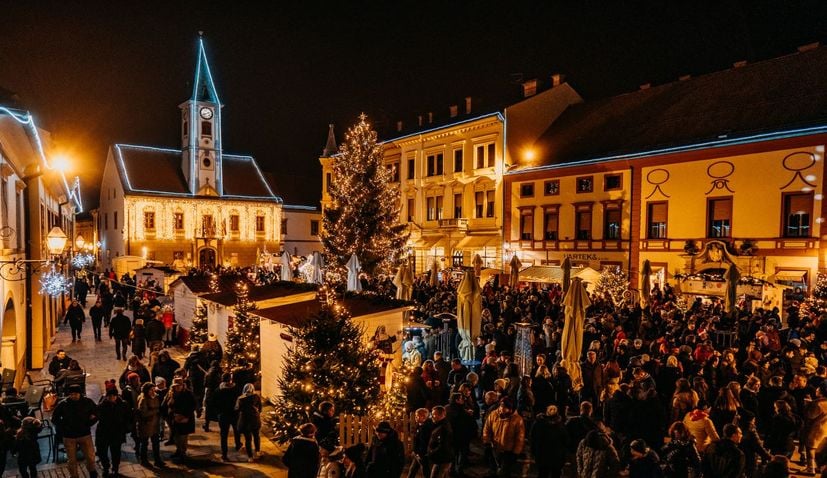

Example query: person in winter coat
[48,349,73,377]
[51,385,99,478]
[530,405,570,478]
[312,401,339,452]
[130,319,148,359]
[166,378,197,459]
[185,347,208,417]
[565,401,597,455]
[96,387,131,475]
[137,382,164,468]
[427,406,453,478]
[283,422,320,478]
[801,382,827,474]
[365,421,405,478]
[481,398,525,478]
[118,356,150,390]
[408,408,433,478]
[318,446,345,478]
[628,439,663,478]
[64,298,86,342]
[343,443,366,478]
[576,430,621,478]
[202,360,222,433]
[213,373,241,461]
[89,298,106,341]
[407,367,430,412]
[701,424,745,478]
[151,350,180,390]
[235,383,262,462]
[682,403,720,453]
[659,422,701,478]
[765,400,800,457]
[109,308,132,360]
[446,392,475,475]
[737,412,770,478]
[14,417,41,478]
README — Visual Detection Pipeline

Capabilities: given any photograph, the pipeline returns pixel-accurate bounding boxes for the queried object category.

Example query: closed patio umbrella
[509,254,522,289]
[473,254,483,278]
[402,262,414,301]
[456,270,482,362]
[562,257,572,293]
[346,253,362,292]
[561,276,591,392]
[280,251,293,281]
[726,264,741,313]
[641,259,652,305]
[430,258,440,287]
[393,263,406,300]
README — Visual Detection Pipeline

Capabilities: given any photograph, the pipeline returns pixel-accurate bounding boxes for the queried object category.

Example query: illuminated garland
[39,266,71,297]
[224,282,260,369]
[370,361,410,421]
[71,252,95,270]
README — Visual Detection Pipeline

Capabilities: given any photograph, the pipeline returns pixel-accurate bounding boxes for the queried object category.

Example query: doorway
[198,248,217,269]
[1,299,17,374]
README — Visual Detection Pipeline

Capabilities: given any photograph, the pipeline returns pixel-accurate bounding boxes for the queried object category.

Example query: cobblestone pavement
[2,293,289,477]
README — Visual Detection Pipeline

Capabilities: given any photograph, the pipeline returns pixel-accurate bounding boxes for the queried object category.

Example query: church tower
[180,34,222,196]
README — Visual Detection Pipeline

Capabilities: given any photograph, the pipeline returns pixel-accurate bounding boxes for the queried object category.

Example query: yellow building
[505,46,827,297]
[99,38,282,271]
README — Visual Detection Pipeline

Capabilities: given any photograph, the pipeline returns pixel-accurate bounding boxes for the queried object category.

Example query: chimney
[798,42,820,52]
[639,83,651,90]
[522,79,538,97]
[428,112,433,124]
[551,73,564,87]
[418,115,423,126]
[733,60,747,68]
[678,74,691,81]
[465,97,472,114]
[449,105,458,118]
[396,121,403,132]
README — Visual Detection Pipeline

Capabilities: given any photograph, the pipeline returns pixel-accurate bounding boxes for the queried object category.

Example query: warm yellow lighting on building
[51,155,71,173]
[523,148,536,162]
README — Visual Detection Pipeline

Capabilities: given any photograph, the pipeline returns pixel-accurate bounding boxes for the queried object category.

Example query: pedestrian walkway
[3,294,289,477]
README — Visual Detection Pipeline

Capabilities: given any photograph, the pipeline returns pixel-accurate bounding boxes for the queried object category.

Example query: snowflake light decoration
[39,266,71,297]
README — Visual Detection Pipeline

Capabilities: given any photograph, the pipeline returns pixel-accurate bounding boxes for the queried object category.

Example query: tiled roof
[113,145,280,201]
[252,297,407,328]
[525,46,827,168]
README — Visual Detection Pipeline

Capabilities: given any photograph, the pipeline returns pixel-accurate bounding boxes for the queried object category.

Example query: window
[310,220,320,236]
[174,212,184,231]
[486,191,495,218]
[114,211,118,230]
[256,216,265,232]
[520,209,534,240]
[647,202,668,239]
[326,173,332,193]
[453,149,463,173]
[202,214,215,236]
[407,198,415,222]
[475,143,496,168]
[707,197,732,238]
[388,163,399,182]
[604,174,622,191]
[426,197,436,221]
[281,219,287,234]
[520,183,534,197]
[454,193,463,218]
[576,176,594,193]
[475,192,484,218]
[575,204,593,240]
[144,212,155,230]
[426,153,444,177]
[201,121,212,136]
[784,192,814,237]
[407,158,415,180]
[603,205,621,240]
[229,214,240,233]
[543,209,559,241]
[544,180,560,196]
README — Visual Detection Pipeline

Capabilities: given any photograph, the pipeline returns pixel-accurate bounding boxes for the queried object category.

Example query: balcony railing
[438,218,468,230]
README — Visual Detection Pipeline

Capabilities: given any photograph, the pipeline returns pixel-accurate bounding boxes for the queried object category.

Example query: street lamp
[0,226,70,287]
[46,227,69,255]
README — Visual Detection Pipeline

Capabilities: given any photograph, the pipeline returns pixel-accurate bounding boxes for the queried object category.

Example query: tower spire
[322,124,338,157]
[192,35,220,103]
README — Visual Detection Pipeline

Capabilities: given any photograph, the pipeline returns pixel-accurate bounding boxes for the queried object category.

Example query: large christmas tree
[321,114,408,275]
[595,266,630,306]
[224,282,260,370]
[273,286,381,443]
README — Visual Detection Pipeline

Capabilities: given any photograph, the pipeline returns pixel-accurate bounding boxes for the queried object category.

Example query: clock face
[199,107,213,120]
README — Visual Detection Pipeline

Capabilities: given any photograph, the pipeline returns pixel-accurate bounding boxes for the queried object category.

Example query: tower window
[201,121,212,137]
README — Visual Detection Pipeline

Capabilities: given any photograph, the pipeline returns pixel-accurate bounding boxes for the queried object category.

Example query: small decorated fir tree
[189,303,209,346]
[595,266,630,305]
[321,114,408,275]
[813,272,827,300]
[224,282,260,370]
[273,285,381,443]
[370,361,410,422]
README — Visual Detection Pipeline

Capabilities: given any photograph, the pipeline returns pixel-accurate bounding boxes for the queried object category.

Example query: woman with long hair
[671,378,699,423]
[710,382,741,435]
[235,383,262,462]
[765,400,801,457]
[659,421,701,478]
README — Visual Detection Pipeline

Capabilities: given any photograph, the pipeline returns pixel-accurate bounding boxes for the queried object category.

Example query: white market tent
[517,265,601,293]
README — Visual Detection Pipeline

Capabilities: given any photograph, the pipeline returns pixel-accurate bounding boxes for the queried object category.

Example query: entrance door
[199,248,217,269]
[1,300,17,376]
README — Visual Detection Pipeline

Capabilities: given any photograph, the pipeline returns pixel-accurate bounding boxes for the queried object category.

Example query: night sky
[1,1,825,210]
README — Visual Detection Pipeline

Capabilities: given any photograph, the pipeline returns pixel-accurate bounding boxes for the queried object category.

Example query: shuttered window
[707,198,732,238]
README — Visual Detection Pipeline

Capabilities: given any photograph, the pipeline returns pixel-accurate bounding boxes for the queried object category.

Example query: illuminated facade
[99,37,282,270]
[505,46,827,296]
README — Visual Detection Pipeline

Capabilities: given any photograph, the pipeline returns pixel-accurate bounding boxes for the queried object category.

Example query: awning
[413,236,444,250]
[454,235,499,249]
[773,270,807,282]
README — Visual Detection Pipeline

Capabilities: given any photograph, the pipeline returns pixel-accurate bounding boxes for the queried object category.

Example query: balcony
[438,218,468,231]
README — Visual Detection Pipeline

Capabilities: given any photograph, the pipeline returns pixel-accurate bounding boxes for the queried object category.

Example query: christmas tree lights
[189,303,209,346]
[370,361,410,422]
[595,266,630,305]
[273,285,381,443]
[321,114,408,275]
[224,282,260,370]
[813,272,827,300]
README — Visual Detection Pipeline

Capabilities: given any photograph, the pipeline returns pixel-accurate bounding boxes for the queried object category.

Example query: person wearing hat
[15,417,42,478]
[628,439,661,478]
[131,318,148,359]
[96,387,131,476]
[481,397,525,478]
[64,298,86,342]
[283,422,320,478]
[202,333,223,364]
[364,421,404,478]
[51,384,99,478]
[343,443,365,478]
[109,308,132,360]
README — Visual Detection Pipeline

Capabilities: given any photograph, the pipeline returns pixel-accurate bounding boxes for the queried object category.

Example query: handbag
[42,392,58,412]
[173,413,190,424]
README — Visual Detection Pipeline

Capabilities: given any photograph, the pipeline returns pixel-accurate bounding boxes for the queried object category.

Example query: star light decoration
[70,252,95,270]
[39,266,71,297]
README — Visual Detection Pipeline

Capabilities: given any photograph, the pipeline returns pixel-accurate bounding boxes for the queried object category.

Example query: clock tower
[180,34,222,196]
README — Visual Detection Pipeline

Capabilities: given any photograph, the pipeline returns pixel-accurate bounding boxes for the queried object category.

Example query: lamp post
[0,226,68,281]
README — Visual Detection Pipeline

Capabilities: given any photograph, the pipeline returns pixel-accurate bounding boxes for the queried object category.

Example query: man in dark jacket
[409,408,433,478]
[100,286,115,326]
[88,298,106,342]
[446,392,475,475]
[96,388,131,476]
[283,422,320,478]
[64,299,86,342]
[530,405,569,478]
[151,351,180,389]
[145,314,166,356]
[427,406,454,478]
[311,401,338,451]
[366,421,405,478]
[565,401,596,454]
[48,350,72,377]
[109,308,132,360]
[702,423,746,478]
[446,359,469,390]
[213,373,241,461]
[52,385,99,478]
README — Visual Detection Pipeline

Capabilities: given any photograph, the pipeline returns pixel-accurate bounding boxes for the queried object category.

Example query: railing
[438,218,468,230]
